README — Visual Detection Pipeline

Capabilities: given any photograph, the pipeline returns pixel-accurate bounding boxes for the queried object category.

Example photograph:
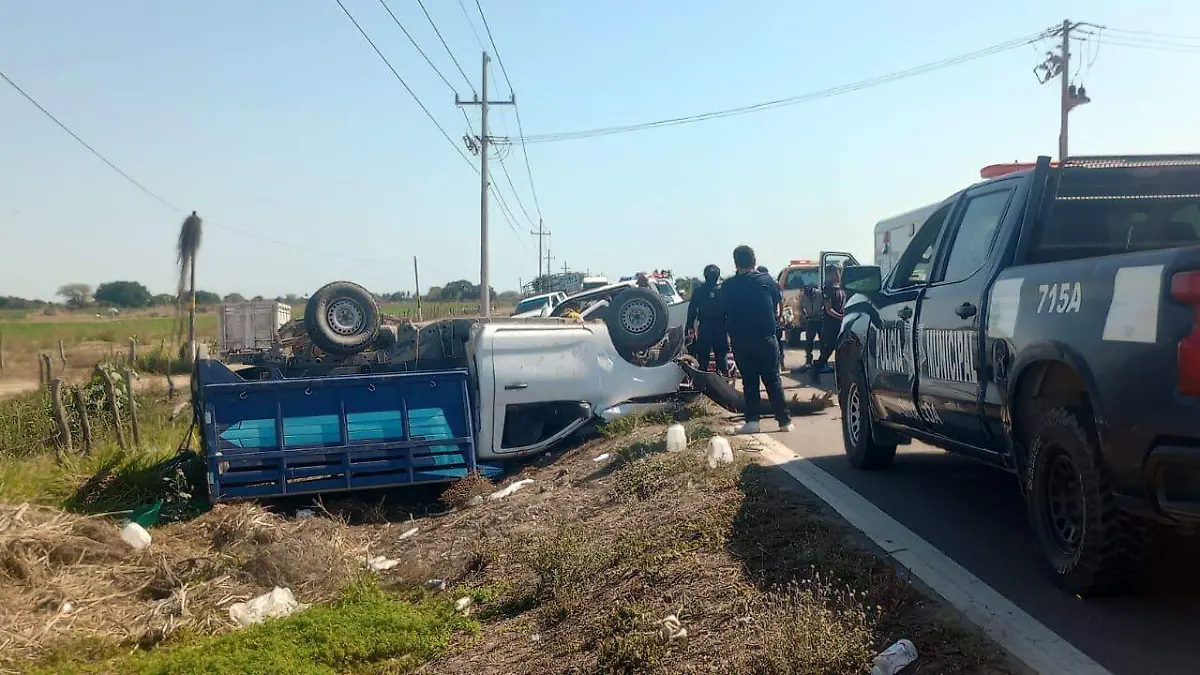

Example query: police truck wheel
[840,359,896,470]
[605,287,669,352]
[304,281,380,356]
[1025,406,1152,595]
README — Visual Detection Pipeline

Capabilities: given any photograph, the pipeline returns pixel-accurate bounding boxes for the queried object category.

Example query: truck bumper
[1132,444,1200,525]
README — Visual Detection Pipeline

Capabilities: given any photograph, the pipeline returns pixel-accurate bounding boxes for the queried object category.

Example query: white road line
[752,433,1112,675]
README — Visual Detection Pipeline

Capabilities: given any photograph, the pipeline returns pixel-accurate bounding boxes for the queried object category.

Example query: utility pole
[413,256,422,321]
[1036,20,1091,161]
[530,218,550,285]
[457,52,514,317]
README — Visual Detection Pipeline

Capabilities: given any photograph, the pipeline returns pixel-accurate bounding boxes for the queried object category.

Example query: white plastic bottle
[871,639,917,675]
[665,422,687,453]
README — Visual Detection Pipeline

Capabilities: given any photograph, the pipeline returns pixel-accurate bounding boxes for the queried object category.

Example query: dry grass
[0,502,383,671]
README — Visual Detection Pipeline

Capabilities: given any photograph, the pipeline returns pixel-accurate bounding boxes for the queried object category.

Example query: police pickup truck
[834,154,1200,595]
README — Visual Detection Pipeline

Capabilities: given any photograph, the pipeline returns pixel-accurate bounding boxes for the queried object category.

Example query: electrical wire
[0,67,391,265]
[510,28,1055,145]
[375,0,475,132]
[496,153,536,227]
[471,0,544,221]
[1099,26,1200,43]
[1076,29,1200,55]
[456,0,487,51]
[415,0,475,93]
[334,0,476,171]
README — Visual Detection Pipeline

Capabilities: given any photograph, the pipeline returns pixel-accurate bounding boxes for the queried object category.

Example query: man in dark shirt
[722,246,793,433]
[812,264,846,383]
[686,264,729,376]
[757,265,787,373]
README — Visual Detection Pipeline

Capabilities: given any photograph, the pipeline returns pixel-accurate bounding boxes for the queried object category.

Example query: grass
[32,580,477,675]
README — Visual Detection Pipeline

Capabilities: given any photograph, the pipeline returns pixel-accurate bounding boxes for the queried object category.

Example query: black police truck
[834,154,1200,594]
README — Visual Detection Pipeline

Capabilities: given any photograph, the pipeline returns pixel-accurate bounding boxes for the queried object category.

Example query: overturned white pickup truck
[216,280,698,465]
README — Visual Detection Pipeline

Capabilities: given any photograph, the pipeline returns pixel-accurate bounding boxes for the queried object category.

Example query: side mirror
[841,266,882,294]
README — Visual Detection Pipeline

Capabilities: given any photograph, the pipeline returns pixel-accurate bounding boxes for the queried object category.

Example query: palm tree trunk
[187,260,197,360]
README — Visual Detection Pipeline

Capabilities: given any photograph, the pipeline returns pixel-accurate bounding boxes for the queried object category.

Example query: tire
[1025,406,1152,595]
[839,359,896,470]
[604,287,669,352]
[304,281,380,356]
[786,328,803,348]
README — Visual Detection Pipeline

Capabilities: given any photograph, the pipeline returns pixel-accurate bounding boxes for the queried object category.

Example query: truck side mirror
[842,266,883,294]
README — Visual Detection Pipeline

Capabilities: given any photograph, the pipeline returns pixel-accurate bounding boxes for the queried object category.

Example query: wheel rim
[1041,448,1085,558]
[845,382,862,445]
[326,298,366,336]
[619,299,655,335]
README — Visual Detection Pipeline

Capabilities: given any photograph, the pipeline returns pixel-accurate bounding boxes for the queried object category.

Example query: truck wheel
[605,287,669,352]
[304,281,380,356]
[840,359,896,469]
[786,328,803,348]
[1025,406,1152,595]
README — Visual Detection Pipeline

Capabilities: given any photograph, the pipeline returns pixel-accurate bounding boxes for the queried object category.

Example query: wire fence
[0,369,138,459]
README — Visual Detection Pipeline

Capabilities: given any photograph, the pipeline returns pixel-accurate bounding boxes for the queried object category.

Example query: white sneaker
[779,422,794,432]
[735,421,761,435]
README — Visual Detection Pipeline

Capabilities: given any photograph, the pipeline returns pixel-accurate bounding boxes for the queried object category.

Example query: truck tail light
[1171,271,1200,397]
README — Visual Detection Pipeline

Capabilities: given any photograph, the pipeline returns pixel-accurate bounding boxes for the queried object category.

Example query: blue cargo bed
[195,360,501,501]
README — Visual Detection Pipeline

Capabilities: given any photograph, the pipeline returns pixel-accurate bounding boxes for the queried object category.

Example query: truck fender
[1005,340,1107,470]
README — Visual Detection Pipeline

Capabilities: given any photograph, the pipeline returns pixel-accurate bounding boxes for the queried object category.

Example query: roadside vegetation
[1,392,1017,674]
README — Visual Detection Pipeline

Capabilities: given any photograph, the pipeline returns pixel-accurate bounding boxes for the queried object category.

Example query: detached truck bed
[194,358,502,501]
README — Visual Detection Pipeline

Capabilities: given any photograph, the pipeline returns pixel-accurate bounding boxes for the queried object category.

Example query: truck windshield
[783,268,819,290]
[1031,165,1200,264]
[515,297,550,314]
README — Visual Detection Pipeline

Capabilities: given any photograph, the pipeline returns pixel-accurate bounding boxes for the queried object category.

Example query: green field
[0,315,217,352]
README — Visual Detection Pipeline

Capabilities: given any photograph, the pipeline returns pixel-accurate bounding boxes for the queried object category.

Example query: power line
[471,0,544,221]
[495,154,536,226]
[375,0,474,132]
[414,0,475,93]
[510,28,1055,145]
[1076,28,1200,55]
[1098,26,1200,43]
[0,67,390,265]
[334,0,476,170]
[456,0,486,51]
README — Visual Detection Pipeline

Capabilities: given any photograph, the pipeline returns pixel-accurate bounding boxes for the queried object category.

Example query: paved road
[770,350,1200,675]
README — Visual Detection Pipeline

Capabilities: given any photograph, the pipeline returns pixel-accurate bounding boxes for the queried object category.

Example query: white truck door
[485,326,597,456]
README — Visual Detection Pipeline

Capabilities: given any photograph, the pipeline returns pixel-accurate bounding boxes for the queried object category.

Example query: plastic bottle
[706,436,733,468]
[665,422,687,453]
[119,522,152,550]
[871,639,917,675]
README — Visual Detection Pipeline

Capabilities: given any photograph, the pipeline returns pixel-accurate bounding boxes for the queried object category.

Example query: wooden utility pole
[413,256,423,321]
[456,52,515,318]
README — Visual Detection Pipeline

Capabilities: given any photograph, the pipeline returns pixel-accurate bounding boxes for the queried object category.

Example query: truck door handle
[504,383,529,390]
[897,306,913,320]
[955,302,978,319]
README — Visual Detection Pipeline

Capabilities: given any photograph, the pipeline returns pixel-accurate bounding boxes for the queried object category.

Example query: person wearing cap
[686,264,728,376]
[723,246,793,433]
[811,264,846,383]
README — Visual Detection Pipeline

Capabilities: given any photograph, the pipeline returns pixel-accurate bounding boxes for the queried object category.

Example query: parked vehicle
[834,154,1200,595]
[199,280,693,501]
[581,276,610,291]
[512,291,566,318]
[874,202,941,279]
[777,255,859,347]
[217,301,291,356]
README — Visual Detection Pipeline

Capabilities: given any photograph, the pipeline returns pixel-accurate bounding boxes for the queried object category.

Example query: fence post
[50,378,72,459]
[0,331,6,374]
[39,353,53,388]
[97,366,127,451]
[165,350,176,399]
[123,368,141,448]
[128,338,137,364]
[73,387,93,455]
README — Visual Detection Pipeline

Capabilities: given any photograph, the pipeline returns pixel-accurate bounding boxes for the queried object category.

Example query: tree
[151,293,176,306]
[192,290,221,305]
[441,279,474,301]
[424,286,443,301]
[497,290,521,304]
[176,211,203,355]
[57,283,93,308]
[95,281,152,308]
[223,292,246,303]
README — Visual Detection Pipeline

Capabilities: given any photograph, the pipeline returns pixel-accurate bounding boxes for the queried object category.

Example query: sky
[1,0,1198,302]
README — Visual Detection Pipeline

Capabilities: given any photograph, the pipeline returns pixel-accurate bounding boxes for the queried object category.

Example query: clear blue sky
[1,0,1197,301]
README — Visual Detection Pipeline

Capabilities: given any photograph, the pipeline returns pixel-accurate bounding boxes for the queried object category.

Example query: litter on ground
[119,522,152,550]
[489,478,535,500]
[228,587,308,627]
[366,555,400,572]
[706,436,734,468]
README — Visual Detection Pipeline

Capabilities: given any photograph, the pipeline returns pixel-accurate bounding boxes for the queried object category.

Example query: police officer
[723,246,793,434]
[686,264,728,376]
[757,265,787,372]
[811,264,846,384]
[800,283,823,371]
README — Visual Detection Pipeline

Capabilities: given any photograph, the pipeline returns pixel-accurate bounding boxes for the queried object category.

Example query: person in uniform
[811,264,846,383]
[686,264,728,376]
[755,265,787,372]
[723,246,793,433]
[800,283,824,371]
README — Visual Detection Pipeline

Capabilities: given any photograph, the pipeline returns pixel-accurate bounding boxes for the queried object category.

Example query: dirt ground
[0,406,1022,674]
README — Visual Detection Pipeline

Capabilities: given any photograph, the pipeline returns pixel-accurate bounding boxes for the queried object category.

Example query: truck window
[1028,165,1200,264]
[939,188,1015,284]
[784,268,819,290]
[889,201,953,289]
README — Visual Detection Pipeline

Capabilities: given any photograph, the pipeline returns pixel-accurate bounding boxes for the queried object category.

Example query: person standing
[686,264,729,376]
[800,283,823,371]
[811,264,846,383]
[756,265,787,373]
[723,246,793,433]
